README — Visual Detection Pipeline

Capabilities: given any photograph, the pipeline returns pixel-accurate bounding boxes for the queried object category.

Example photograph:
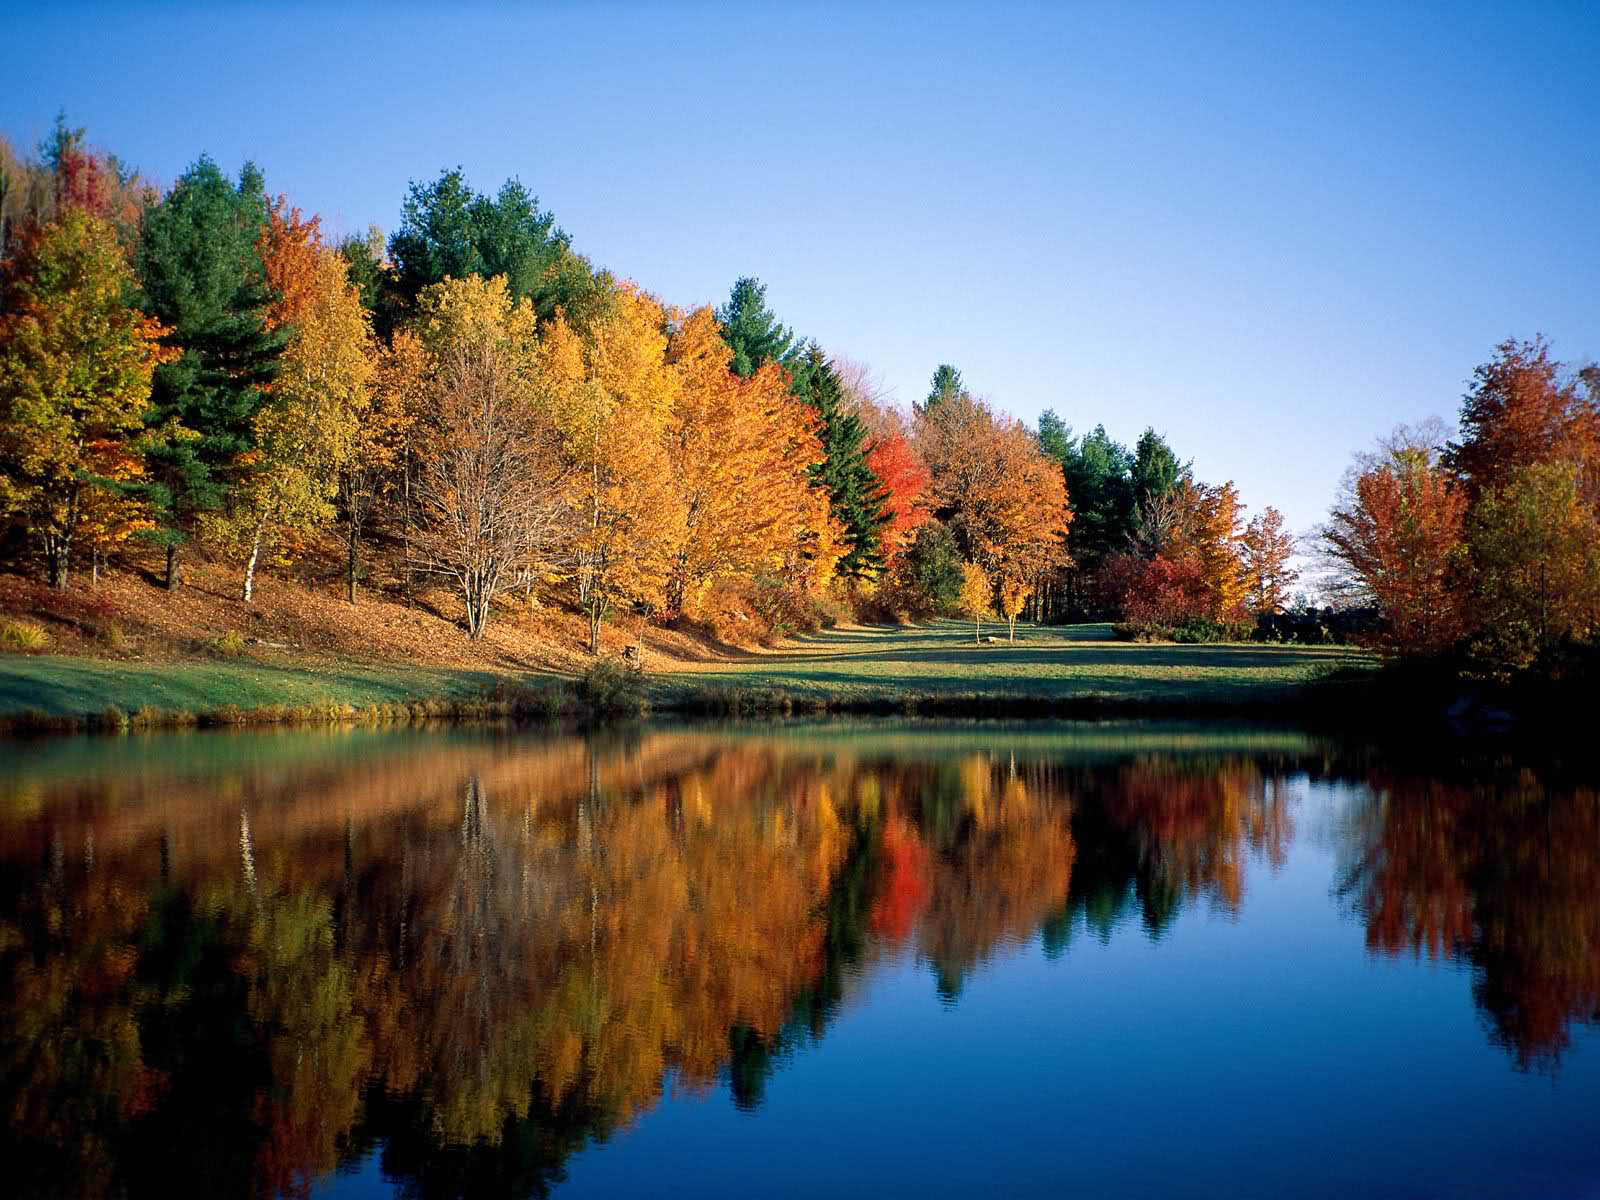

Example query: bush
[208,628,248,657]
[0,617,50,651]
[96,622,131,652]
[745,577,828,642]
[1252,606,1380,645]
[577,659,649,718]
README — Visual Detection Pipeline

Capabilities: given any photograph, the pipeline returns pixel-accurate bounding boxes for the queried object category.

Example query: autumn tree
[1466,461,1600,669]
[661,307,825,616]
[136,157,285,589]
[0,209,170,588]
[542,286,686,652]
[1445,337,1599,501]
[410,275,568,639]
[1323,453,1469,655]
[958,560,994,643]
[210,201,374,602]
[1240,506,1297,614]
[864,429,930,563]
[792,343,889,578]
[341,330,419,604]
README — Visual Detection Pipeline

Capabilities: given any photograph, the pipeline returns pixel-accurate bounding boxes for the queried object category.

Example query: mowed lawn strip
[654,621,1373,704]
[0,655,506,717]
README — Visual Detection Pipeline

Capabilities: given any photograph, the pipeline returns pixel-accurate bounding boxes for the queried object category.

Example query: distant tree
[1446,337,1599,501]
[902,522,963,614]
[1042,418,1135,579]
[1240,506,1297,614]
[1131,427,1185,513]
[918,364,966,415]
[135,156,286,589]
[958,560,994,643]
[388,170,609,328]
[714,276,797,380]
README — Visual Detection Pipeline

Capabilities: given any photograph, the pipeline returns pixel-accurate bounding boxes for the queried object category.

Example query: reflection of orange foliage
[870,817,931,943]
[916,764,1076,984]
[1345,776,1600,1067]
[1106,759,1291,913]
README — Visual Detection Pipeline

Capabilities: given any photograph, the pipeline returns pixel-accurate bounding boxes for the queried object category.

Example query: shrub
[577,659,649,718]
[0,618,50,651]
[209,629,248,657]
[96,622,131,652]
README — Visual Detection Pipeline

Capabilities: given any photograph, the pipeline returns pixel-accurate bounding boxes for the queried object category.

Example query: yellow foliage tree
[214,205,373,602]
[541,285,687,652]
[410,275,568,639]
[0,209,171,589]
[958,560,994,643]
[661,308,827,616]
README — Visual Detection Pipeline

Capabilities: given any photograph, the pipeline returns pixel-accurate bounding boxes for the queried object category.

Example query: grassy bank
[1,620,1379,734]
[652,620,1374,713]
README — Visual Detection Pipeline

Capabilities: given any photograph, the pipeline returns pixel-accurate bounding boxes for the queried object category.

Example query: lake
[1,721,1597,1198]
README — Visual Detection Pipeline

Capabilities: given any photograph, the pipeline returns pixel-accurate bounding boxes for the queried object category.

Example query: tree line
[2,116,1301,648]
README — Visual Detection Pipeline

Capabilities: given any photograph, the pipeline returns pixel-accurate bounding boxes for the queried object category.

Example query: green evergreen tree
[1131,426,1186,511]
[387,170,608,328]
[903,522,964,611]
[794,344,890,578]
[918,363,966,415]
[715,276,797,381]
[1038,414,1136,569]
[136,157,286,589]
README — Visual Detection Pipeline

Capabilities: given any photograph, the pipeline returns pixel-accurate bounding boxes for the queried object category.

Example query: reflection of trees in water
[1337,775,1600,1069]
[3,732,1598,1196]
[1041,757,1293,956]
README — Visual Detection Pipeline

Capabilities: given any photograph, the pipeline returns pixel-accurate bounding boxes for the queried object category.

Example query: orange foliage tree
[1323,454,1469,655]
[1240,505,1298,614]
[662,307,826,617]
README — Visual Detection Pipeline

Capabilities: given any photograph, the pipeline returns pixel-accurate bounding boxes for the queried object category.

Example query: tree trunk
[46,534,69,591]
[91,548,101,586]
[346,520,359,606]
[974,616,981,644]
[1009,613,1017,642]
[242,520,265,604]
[165,543,183,591]
[588,596,605,656]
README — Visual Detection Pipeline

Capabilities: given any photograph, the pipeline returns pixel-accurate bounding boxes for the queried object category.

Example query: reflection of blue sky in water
[545,779,1600,1200]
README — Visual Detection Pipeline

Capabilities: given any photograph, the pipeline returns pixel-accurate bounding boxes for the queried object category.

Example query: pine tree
[794,343,890,578]
[918,364,966,415]
[136,157,286,589]
[714,276,797,381]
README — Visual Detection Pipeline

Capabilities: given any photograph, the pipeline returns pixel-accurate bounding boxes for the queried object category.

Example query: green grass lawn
[0,620,1377,721]
[656,620,1375,707]
[0,654,506,718]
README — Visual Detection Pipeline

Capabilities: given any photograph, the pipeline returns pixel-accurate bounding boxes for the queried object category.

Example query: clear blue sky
[6,1,1596,538]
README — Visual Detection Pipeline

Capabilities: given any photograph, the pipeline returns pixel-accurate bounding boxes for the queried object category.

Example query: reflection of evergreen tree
[361,1082,619,1200]
[123,890,267,1199]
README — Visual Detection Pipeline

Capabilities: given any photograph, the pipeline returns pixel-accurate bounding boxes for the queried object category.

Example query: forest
[2,116,1596,685]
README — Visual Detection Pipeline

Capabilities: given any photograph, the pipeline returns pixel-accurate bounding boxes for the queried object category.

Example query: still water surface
[2,721,1597,1198]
